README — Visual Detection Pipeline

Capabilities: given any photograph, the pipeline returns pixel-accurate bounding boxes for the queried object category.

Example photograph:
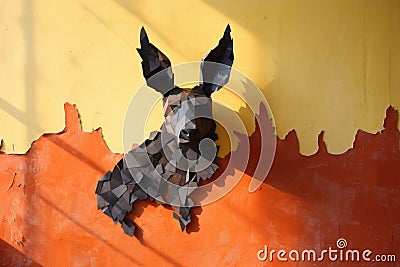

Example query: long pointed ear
[199,24,234,96]
[137,27,175,95]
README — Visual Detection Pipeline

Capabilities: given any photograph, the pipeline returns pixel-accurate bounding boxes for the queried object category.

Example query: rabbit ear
[198,24,234,96]
[137,27,175,95]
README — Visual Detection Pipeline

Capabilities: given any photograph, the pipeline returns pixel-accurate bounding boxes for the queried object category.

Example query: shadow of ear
[133,224,145,244]
[186,206,203,234]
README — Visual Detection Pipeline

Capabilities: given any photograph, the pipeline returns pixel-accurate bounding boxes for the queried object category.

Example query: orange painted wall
[0,103,399,266]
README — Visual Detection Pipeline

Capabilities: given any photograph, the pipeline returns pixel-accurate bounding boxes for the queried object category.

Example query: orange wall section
[0,103,399,266]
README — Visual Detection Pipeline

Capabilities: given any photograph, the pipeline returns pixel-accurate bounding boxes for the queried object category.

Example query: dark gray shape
[99,171,111,181]
[146,136,162,154]
[178,186,189,205]
[127,183,135,192]
[155,163,163,174]
[165,162,176,173]
[121,190,130,206]
[132,186,148,200]
[129,194,138,205]
[179,207,190,220]
[119,194,132,213]
[199,24,234,96]
[173,212,191,232]
[122,219,135,236]
[127,168,143,183]
[186,149,199,161]
[95,181,104,195]
[100,191,118,205]
[148,131,158,141]
[147,186,160,199]
[100,181,111,194]
[137,27,174,95]
[125,150,150,168]
[112,184,127,199]
[121,168,133,184]
[110,166,122,189]
[111,201,126,222]
[97,194,108,209]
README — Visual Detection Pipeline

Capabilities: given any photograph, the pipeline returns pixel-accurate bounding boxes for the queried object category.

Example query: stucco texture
[0,0,399,155]
[0,103,399,266]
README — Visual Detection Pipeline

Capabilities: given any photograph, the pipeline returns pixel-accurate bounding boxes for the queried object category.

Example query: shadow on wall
[0,2,41,266]
[0,239,41,267]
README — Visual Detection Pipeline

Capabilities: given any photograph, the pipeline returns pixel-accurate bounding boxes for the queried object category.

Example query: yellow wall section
[0,0,399,155]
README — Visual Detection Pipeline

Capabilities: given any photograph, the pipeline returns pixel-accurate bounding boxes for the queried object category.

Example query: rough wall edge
[277,105,399,156]
[1,103,399,157]
[0,103,120,158]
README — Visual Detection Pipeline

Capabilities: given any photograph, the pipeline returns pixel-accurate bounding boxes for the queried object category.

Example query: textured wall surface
[0,103,398,266]
[1,1,400,266]
[0,0,399,155]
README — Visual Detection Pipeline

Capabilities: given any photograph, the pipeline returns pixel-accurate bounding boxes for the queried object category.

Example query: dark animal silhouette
[95,25,234,236]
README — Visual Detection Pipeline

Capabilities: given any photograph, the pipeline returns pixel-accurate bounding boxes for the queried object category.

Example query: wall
[0,103,399,266]
[1,0,399,155]
[0,0,399,266]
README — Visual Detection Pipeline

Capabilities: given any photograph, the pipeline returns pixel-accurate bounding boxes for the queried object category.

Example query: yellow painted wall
[0,0,399,156]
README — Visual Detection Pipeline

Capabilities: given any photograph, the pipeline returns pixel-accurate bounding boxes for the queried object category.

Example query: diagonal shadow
[37,192,183,266]
[46,135,112,174]
[0,239,42,267]
[36,193,143,265]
